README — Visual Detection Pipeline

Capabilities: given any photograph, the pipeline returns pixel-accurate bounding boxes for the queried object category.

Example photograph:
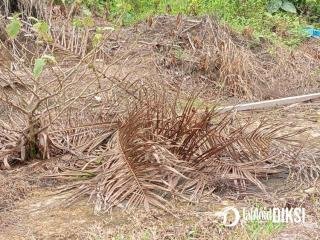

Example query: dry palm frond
[0,125,21,169]
[49,116,116,157]
[56,94,312,212]
[0,173,30,210]
[59,106,190,212]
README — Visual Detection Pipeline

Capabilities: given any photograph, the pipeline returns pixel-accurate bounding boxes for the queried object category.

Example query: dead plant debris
[0,10,319,215]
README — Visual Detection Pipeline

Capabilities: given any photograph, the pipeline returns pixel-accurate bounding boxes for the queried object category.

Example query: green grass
[75,0,313,46]
[245,220,285,240]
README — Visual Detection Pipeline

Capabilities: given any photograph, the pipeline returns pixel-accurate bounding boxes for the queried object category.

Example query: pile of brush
[99,15,320,100]
[54,95,316,212]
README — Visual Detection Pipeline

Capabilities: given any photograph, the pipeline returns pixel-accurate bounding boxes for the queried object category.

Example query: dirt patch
[0,190,104,240]
[0,173,30,211]
[1,186,320,240]
[275,223,320,240]
[299,38,320,62]
[0,158,73,211]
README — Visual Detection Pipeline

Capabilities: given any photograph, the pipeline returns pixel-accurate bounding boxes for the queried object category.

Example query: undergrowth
[245,220,285,240]
[71,0,319,46]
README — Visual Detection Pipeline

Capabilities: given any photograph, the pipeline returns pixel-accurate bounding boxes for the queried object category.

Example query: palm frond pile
[54,94,315,212]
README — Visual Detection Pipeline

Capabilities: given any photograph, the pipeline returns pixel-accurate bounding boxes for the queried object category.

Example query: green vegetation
[5,14,22,39]
[245,220,285,240]
[65,0,320,46]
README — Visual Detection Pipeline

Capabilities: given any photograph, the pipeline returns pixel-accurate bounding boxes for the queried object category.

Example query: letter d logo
[221,206,241,227]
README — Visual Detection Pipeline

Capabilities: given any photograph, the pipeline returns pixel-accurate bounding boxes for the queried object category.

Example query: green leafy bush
[267,0,297,14]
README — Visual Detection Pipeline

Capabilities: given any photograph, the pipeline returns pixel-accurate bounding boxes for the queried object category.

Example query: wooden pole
[218,93,320,113]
